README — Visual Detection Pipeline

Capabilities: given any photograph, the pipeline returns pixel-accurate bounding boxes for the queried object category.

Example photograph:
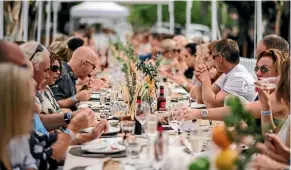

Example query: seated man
[51,46,98,110]
[177,35,289,124]
[196,39,257,108]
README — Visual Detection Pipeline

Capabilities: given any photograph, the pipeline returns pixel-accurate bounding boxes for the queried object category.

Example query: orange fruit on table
[145,75,152,84]
[212,124,232,149]
[215,148,238,170]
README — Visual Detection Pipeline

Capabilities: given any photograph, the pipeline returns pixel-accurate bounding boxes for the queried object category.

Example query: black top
[184,67,194,79]
[51,62,78,110]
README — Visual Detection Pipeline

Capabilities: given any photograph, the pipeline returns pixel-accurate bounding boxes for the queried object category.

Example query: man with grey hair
[195,39,257,108]
[20,41,51,91]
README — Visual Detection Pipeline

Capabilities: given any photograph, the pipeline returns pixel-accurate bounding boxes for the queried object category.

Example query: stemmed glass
[135,102,150,138]
[99,90,107,118]
[172,102,187,134]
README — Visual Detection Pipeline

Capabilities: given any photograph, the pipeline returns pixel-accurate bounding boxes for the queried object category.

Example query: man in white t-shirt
[196,39,257,108]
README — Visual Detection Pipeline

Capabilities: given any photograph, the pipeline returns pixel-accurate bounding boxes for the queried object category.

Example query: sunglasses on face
[254,65,276,74]
[30,44,44,61]
[50,65,60,72]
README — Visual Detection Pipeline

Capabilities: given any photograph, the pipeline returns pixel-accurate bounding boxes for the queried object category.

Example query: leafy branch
[224,96,264,170]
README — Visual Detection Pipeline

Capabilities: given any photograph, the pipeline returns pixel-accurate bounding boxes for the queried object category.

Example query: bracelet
[261,110,272,116]
[71,95,77,103]
[63,129,76,141]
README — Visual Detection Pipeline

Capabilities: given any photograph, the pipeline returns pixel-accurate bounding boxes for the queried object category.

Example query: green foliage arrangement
[224,96,264,170]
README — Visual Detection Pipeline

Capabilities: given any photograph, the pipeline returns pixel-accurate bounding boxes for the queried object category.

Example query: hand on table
[89,119,109,140]
[172,107,197,120]
[75,89,92,102]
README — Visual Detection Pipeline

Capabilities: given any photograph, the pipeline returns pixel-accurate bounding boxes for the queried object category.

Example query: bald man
[51,46,98,109]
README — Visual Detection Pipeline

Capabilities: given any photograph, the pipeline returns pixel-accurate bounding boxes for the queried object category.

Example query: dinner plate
[81,126,120,134]
[190,102,206,109]
[171,88,188,95]
[80,120,120,134]
[91,93,100,100]
[81,143,126,154]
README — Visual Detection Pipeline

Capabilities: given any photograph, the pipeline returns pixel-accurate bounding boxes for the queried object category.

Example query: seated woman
[256,50,290,146]
[251,54,290,170]
[0,63,36,170]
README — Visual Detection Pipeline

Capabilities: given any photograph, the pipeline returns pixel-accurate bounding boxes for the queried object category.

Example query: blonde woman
[49,41,70,62]
[0,63,35,170]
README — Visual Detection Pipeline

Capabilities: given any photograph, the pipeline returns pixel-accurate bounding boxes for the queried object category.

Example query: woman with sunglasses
[255,49,290,143]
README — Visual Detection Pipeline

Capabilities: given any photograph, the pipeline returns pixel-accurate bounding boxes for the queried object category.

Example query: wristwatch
[64,112,72,124]
[201,109,208,119]
[63,129,76,141]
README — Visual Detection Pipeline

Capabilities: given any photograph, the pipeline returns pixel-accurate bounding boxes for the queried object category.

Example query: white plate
[171,88,188,95]
[103,126,120,135]
[81,124,120,134]
[81,143,126,154]
[190,102,206,109]
[91,93,100,99]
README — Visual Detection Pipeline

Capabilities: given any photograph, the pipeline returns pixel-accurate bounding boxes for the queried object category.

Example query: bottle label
[159,102,166,111]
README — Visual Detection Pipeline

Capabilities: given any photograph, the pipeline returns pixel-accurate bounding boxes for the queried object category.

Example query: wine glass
[172,102,187,134]
[100,91,107,108]
[135,102,150,137]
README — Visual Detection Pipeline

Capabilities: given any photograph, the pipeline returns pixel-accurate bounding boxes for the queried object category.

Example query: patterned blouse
[29,131,58,170]
[36,86,60,114]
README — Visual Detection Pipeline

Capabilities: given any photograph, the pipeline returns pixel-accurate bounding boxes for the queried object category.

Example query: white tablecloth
[63,134,194,170]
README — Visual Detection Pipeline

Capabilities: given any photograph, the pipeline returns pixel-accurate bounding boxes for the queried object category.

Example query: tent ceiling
[115,0,169,5]
[70,2,129,18]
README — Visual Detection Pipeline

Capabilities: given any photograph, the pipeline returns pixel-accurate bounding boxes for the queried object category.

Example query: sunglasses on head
[254,65,276,74]
[51,65,60,72]
[30,44,44,61]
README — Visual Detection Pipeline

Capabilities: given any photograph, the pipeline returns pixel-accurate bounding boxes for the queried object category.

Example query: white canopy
[70,1,129,18]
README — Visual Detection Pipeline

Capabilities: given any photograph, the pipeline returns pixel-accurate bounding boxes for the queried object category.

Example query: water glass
[121,120,135,134]
[188,135,203,155]
[145,114,158,139]
[100,92,107,106]
[125,138,143,161]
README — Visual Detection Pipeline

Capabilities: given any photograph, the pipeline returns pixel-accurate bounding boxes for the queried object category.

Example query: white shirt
[9,135,37,170]
[214,64,257,102]
[277,115,290,145]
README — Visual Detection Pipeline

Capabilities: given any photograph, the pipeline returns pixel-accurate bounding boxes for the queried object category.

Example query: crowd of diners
[0,31,290,170]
